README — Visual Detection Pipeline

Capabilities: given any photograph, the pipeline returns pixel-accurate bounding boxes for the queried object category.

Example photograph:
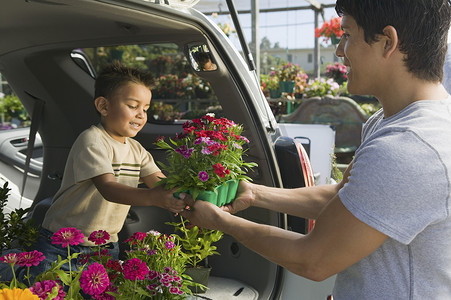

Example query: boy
[182,0,451,299]
[24,62,186,278]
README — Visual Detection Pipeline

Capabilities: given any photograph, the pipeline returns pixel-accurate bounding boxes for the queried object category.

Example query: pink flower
[30,280,65,300]
[17,250,45,267]
[147,270,160,281]
[0,252,21,265]
[80,263,109,296]
[123,258,149,281]
[124,232,147,244]
[51,227,84,248]
[164,240,175,250]
[92,283,117,300]
[198,171,209,182]
[88,230,110,245]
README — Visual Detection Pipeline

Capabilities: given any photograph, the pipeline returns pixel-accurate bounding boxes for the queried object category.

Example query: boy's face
[100,82,151,143]
[335,15,384,96]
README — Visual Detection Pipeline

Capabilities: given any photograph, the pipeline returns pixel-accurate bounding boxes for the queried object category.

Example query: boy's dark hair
[94,61,154,99]
[335,0,451,82]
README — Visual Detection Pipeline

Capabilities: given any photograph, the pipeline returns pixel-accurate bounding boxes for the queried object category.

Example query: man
[182,0,451,298]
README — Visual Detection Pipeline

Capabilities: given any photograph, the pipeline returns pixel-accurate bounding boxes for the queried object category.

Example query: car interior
[1,0,293,298]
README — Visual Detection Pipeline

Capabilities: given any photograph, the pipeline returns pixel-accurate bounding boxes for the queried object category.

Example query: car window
[0,73,30,130]
[81,43,222,123]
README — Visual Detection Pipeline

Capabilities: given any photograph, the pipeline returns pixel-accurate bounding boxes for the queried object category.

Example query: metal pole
[314,9,320,78]
[251,0,260,76]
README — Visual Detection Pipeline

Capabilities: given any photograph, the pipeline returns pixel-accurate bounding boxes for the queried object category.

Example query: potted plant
[315,16,344,45]
[154,114,257,204]
[168,217,223,293]
[325,62,347,85]
[304,78,341,98]
[275,63,303,93]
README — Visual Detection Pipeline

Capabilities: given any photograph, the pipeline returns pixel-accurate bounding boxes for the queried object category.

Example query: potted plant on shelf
[276,63,304,93]
[154,114,257,204]
[315,16,344,45]
[168,218,223,293]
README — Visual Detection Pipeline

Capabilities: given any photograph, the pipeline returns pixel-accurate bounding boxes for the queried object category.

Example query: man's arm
[225,162,353,220]
[181,192,387,281]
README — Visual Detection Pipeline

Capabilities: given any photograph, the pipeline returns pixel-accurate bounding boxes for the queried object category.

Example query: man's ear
[94,97,109,116]
[381,25,399,58]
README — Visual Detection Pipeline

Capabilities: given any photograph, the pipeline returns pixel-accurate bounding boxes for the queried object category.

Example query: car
[0,0,335,298]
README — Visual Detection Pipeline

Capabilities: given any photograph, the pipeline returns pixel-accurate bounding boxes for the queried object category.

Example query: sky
[195,1,451,51]
[195,0,341,50]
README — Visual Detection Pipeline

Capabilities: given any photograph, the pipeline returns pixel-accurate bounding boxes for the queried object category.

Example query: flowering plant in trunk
[155,114,257,200]
[0,228,197,299]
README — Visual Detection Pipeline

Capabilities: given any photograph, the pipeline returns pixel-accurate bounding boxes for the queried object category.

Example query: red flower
[213,163,229,178]
[123,258,149,281]
[88,230,110,245]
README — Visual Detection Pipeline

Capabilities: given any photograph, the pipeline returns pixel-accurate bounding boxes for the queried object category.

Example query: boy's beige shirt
[42,124,160,246]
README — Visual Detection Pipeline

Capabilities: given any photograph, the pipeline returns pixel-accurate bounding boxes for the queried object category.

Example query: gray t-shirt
[334,98,451,299]
[444,43,451,94]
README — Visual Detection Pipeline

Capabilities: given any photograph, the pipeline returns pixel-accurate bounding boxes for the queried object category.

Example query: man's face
[101,82,151,143]
[335,15,383,96]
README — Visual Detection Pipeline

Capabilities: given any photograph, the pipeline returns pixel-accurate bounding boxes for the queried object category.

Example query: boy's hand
[152,185,187,214]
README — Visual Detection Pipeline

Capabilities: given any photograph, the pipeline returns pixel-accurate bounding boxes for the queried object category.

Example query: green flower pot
[269,89,281,98]
[279,81,295,93]
[175,179,239,206]
[185,266,211,293]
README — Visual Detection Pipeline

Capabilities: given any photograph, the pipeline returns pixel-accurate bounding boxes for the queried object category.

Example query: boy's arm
[91,172,185,213]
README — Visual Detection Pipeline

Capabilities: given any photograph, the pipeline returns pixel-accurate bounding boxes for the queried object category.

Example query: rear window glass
[81,44,222,123]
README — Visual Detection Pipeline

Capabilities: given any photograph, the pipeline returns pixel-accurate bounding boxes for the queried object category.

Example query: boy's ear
[381,25,398,58]
[94,97,109,116]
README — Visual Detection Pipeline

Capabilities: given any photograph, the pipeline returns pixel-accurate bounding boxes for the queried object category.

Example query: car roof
[0,0,204,55]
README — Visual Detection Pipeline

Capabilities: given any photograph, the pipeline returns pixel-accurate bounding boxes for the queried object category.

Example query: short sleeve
[339,130,449,244]
[72,142,114,183]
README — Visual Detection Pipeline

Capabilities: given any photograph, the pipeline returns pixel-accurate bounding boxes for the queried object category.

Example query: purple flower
[148,270,160,280]
[232,142,242,149]
[165,240,175,250]
[175,145,194,159]
[88,230,110,245]
[17,251,45,267]
[198,171,209,182]
[80,263,109,296]
[123,258,149,281]
[240,136,250,143]
[51,227,84,248]
[30,280,65,300]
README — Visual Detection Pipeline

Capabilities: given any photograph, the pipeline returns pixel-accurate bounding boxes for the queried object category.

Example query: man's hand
[222,180,255,214]
[180,199,226,231]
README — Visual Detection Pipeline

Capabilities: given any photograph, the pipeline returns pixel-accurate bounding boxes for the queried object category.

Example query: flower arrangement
[0,228,198,300]
[325,62,347,84]
[304,78,341,98]
[295,72,309,95]
[260,73,279,95]
[155,114,257,201]
[315,16,344,45]
[276,63,303,82]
